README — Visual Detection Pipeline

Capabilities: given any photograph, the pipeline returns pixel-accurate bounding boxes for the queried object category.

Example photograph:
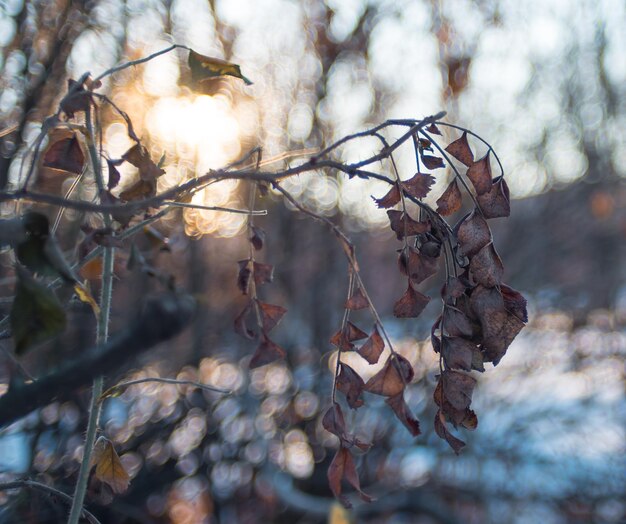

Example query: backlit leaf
[188,50,253,86]
[91,436,130,494]
[122,143,165,181]
[74,283,100,317]
[358,326,384,364]
[364,354,414,397]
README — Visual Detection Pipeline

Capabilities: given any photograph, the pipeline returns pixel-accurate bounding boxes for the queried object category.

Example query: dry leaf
[364,354,414,397]
[445,131,474,166]
[358,326,384,364]
[436,179,462,216]
[466,153,492,195]
[91,436,130,494]
[373,185,401,208]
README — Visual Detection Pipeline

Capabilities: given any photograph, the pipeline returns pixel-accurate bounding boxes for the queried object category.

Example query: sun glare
[143,93,245,237]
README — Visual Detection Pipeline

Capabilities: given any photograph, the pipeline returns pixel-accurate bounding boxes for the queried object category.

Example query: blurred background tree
[0,0,624,523]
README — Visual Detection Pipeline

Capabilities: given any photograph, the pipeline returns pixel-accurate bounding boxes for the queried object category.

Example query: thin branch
[164,201,267,215]
[100,377,230,400]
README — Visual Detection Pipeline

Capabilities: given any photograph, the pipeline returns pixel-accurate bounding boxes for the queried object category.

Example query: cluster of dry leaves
[234,125,527,506]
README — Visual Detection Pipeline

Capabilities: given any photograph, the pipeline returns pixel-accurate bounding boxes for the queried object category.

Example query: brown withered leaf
[61,79,92,118]
[106,159,121,190]
[387,210,430,240]
[323,403,346,438]
[426,123,442,135]
[442,370,476,411]
[393,284,431,318]
[443,306,475,338]
[456,210,491,257]
[470,243,503,288]
[99,190,134,227]
[470,285,525,364]
[401,172,435,199]
[336,363,365,409]
[345,286,369,310]
[250,226,265,251]
[43,133,85,174]
[442,276,467,301]
[358,326,384,364]
[420,154,445,170]
[373,184,401,208]
[434,410,465,454]
[501,284,528,323]
[328,447,373,508]
[398,247,439,285]
[466,152,492,195]
[253,262,274,286]
[119,179,156,202]
[460,410,478,430]
[478,176,510,218]
[257,301,287,333]
[249,334,286,368]
[188,50,253,86]
[237,259,252,295]
[442,336,475,371]
[364,354,414,397]
[91,437,130,494]
[436,178,462,216]
[386,394,421,437]
[330,330,354,351]
[445,131,474,167]
[234,300,255,339]
[122,143,166,181]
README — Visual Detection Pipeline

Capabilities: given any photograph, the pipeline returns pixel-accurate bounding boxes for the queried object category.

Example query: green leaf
[16,212,78,282]
[188,50,253,86]
[11,266,66,354]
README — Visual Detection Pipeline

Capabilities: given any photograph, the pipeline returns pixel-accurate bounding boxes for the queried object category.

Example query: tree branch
[0,292,196,427]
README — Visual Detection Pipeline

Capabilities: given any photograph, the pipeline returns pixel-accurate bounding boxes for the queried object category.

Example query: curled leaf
[234,300,256,339]
[477,176,510,218]
[43,132,85,174]
[188,50,253,86]
[466,152,492,195]
[364,354,414,397]
[436,178,462,216]
[393,284,431,318]
[253,262,274,286]
[420,154,445,170]
[386,394,421,437]
[445,131,474,167]
[237,259,252,295]
[401,172,435,199]
[345,286,369,310]
[327,447,373,509]
[373,185,401,208]
[358,326,385,364]
[387,210,430,240]
[469,243,504,288]
[456,210,491,257]
[258,301,287,333]
[434,410,466,454]
[249,334,286,368]
[250,226,265,251]
[91,437,130,494]
[398,247,438,285]
[323,403,346,438]
[336,363,365,409]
